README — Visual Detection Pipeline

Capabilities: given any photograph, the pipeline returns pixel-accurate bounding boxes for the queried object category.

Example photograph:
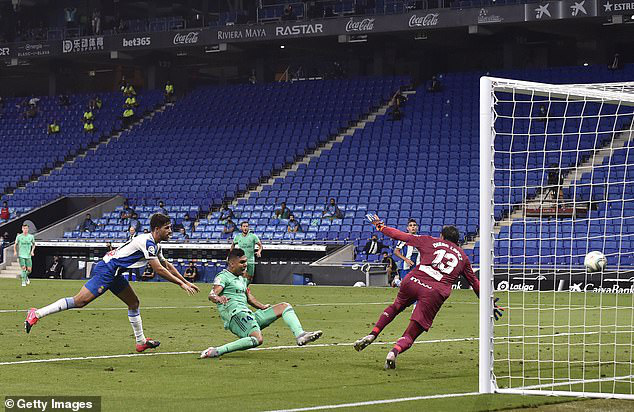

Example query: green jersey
[213,269,250,328]
[233,232,260,261]
[15,233,35,259]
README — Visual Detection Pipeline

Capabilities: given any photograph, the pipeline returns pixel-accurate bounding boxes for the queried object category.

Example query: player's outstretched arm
[148,259,197,295]
[246,287,270,310]
[366,214,416,243]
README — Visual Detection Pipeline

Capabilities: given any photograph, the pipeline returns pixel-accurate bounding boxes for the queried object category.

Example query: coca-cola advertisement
[345,17,375,32]
[408,13,440,28]
[173,31,200,45]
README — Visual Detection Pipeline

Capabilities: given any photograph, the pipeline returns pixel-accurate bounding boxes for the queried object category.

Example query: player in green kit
[200,248,322,359]
[14,224,35,287]
[229,221,262,284]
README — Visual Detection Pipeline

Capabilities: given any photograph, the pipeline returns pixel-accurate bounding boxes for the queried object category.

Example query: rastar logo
[173,32,199,45]
[123,37,151,47]
[408,14,439,27]
[0,47,9,56]
[345,17,375,32]
[275,24,323,36]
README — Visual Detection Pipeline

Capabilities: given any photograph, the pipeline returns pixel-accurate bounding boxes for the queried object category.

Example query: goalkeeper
[200,249,322,359]
[354,214,504,369]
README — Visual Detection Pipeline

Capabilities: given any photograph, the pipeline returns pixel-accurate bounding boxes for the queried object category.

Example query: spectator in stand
[382,252,399,287]
[218,203,234,222]
[24,104,37,119]
[122,102,135,128]
[83,106,94,123]
[91,10,101,35]
[83,118,95,133]
[322,198,344,220]
[46,256,64,279]
[88,99,97,111]
[427,75,442,93]
[287,215,302,233]
[609,53,621,71]
[94,96,102,110]
[127,226,137,240]
[125,93,138,108]
[105,242,115,252]
[128,212,141,232]
[274,202,292,219]
[165,81,175,103]
[156,200,168,216]
[121,200,135,220]
[47,119,60,134]
[141,265,155,281]
[80,213,97,232]
[59,94,70,107]
[184,262,198,282]
[174,227,189,240]
[281,4,296,21]
[1,201,10,221]
[28,96,40,108]
[223,218,237,237]
[363,234,388,257]
[64,7,77,28]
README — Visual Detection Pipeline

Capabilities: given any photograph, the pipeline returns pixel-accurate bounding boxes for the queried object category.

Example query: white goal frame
[479,76,634,400]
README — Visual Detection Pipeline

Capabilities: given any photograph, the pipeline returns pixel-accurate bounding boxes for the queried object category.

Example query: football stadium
[2,0,634,411]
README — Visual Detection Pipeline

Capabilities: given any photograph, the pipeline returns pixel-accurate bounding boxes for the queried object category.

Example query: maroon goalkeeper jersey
[381,227,480,298]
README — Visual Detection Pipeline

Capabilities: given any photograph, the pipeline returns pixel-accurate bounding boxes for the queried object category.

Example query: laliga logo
[345,17,375,32]
[173,32,199,45]
[408,13,439,28]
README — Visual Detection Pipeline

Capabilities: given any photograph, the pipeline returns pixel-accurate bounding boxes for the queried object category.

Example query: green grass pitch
[1,278,633,411]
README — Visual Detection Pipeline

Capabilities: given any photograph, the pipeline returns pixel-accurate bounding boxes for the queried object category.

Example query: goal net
[479,76,634,399]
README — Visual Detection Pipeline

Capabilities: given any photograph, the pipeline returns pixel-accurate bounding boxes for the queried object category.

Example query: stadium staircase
[229,93,409,206]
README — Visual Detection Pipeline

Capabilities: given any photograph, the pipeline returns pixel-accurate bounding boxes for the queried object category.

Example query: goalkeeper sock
[371,303,406,337]
[128,309,146,344]
[281,305,304,337]
[35,297,76,318]
[217,336,260,356]
[393,320,426,354]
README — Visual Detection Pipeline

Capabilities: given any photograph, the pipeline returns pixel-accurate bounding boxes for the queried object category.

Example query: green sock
[217,336,259,356]
[257,307,278,330]
[282,306,304,338]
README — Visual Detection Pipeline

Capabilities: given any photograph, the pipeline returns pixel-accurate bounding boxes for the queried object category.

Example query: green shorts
[18,258,32,268]
[228,307,277,338]
[246,261,255,277]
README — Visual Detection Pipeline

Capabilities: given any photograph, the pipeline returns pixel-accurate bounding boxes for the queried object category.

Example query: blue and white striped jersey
[396,240,421,271]
[102,233,164,273]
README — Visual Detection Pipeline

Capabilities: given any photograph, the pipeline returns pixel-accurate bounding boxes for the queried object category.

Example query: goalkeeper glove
[494,297,505,321]
[365,213,385,231]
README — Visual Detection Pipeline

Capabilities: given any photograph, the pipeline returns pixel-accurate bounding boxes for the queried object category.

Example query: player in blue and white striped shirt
[24,213,199,352]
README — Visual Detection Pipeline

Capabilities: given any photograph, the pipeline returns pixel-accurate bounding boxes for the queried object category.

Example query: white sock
[128,309,146,344]
[35,297,75,319]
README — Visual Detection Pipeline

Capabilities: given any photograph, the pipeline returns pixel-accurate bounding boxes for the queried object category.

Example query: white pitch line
[0,302,396,314]
[0,337,479,367]
[262,391,480,412]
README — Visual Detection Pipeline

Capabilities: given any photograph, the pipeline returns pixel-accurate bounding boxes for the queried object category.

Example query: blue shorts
[84,261,130,297]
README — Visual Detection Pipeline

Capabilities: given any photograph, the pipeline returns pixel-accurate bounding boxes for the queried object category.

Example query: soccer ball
[353,281,366,287]
[584,251,607,273]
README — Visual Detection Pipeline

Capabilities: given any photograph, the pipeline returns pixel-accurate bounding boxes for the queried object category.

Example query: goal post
[479,76,634,399]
